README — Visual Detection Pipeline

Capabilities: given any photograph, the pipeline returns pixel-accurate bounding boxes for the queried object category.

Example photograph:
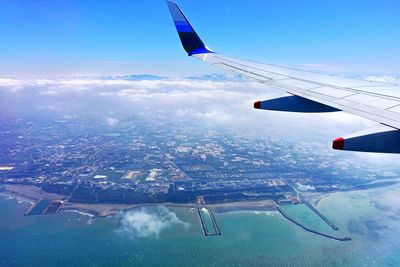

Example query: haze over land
[1,73,399,164]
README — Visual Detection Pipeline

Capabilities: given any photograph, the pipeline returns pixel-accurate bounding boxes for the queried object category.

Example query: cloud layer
[1,74,400,169]
[118,206,188,239]
[0,75,374,132]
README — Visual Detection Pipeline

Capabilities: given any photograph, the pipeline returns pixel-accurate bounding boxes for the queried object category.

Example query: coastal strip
[274,203,351,242]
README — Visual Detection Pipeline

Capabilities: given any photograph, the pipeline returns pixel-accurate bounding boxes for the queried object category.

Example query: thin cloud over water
[118,206,189,239]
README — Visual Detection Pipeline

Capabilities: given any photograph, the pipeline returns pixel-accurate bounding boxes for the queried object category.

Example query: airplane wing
[166,1,400,153]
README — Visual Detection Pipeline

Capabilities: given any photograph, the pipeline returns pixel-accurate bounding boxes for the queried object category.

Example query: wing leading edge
[166,1,400,153]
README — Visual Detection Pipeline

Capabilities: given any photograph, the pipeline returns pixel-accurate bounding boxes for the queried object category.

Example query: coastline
[3,182,398,219]
[0,184,276,218]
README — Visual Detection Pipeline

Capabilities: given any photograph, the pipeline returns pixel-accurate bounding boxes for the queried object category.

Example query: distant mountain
[114,73,245,81]
[108,74,169,81]
[70,73,247,82]
[67,73,400,85]
[185,73,244,81]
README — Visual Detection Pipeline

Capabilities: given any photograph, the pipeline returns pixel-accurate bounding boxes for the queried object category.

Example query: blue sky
[0,0,399,77]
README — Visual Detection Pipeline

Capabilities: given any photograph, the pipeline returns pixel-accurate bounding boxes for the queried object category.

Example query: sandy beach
[0,184,277,217]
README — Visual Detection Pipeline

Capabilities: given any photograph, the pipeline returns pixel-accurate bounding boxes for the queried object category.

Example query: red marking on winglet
[254,101,261,109]
[332,137,344,150]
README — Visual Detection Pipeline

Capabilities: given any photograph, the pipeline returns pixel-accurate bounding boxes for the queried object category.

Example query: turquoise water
[2,184,400,267]
[280,204,338,234]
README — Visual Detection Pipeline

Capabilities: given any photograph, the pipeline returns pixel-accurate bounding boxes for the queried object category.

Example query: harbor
[297,193,339,230]
[281,179,339,230]
[274,202,351,242]
[25,198,62,216]
[197,207,221,236]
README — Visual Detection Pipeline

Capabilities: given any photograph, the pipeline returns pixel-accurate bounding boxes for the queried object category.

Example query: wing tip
[166,0,214,55]
[166,0,177,6]
[332,137,344,150]
[254,101,261,109]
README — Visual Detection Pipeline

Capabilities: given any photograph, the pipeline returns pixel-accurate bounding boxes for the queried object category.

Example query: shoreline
[0,184,277,218]
[3,182,398,219]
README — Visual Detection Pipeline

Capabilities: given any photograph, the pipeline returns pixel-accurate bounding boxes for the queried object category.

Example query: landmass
[1,116,398,241]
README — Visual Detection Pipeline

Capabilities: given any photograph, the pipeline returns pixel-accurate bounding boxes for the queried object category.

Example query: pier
[274,203,351,242]
[197,207,221,236]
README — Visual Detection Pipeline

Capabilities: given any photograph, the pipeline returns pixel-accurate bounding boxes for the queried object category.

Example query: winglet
[166,1,214,56]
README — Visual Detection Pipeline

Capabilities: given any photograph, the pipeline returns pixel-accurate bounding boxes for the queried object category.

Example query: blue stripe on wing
[166,1,214,55]
[175,21,193,32]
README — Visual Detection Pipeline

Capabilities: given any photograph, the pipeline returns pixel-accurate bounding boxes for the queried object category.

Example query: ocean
[1,184,400,267]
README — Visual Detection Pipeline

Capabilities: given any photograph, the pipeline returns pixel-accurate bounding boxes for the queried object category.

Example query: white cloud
[35,105,59,111]
[0,74,398,148]
[295,183,315,191]
[106,117,119,126]
[118,206,188,239]
[365,75,400,84]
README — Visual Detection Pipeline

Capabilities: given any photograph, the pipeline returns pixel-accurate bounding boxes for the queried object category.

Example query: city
[0,115,396,211]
